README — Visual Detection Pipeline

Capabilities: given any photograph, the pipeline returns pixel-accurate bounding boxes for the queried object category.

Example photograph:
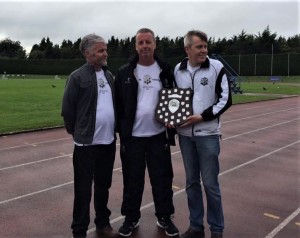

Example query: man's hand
[180,115,203,127]
[165,114,203,128]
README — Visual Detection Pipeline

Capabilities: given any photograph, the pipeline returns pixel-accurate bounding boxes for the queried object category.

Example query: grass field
[0,75,299,134]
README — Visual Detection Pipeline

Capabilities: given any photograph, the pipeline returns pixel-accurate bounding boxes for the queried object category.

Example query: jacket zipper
[188,68,201,136]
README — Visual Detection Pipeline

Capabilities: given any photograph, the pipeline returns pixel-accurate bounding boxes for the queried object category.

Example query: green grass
[0,75,299,134]
[232,76,300,104]
[0,77,66,134]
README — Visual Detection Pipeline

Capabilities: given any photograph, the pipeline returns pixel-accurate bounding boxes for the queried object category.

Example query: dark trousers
[71,141,116,236]
[120,132,175,222]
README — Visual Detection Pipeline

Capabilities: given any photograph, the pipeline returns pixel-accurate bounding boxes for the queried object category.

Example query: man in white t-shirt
[61,34,117,238]
[115,28,179,237]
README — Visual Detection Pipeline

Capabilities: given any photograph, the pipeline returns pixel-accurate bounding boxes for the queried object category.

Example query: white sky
[0,0,299,54]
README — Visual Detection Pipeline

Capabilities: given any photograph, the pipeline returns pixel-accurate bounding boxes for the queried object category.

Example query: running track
[0,97,299,238]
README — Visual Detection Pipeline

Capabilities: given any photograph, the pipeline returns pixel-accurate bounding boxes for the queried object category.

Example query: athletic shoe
[157,216,179,236]
[118,220,139,237]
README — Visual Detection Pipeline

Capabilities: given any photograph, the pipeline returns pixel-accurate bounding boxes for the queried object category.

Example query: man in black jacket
[115,28,179,237]
[61,34,117,238]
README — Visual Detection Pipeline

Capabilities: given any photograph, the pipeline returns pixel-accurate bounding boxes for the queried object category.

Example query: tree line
[0,26,299,60]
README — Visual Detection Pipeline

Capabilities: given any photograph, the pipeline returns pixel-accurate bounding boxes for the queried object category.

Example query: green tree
[73,38,83,59]
[254,25,277,54]
[28,37,56,59]
[60,39,74,59]
[287,35,300,53]
[0,38,26,59]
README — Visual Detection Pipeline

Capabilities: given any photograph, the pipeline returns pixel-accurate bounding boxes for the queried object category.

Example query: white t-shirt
[92,70,115,144]
[132,62,165,137]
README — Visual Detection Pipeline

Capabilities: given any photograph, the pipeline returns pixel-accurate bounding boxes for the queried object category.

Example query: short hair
[79,34,106,54]
[135,28,156,41]
[184,30,208,48]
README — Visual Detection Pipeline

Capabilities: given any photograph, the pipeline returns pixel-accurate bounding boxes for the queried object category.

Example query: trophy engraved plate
[155,88,193,126]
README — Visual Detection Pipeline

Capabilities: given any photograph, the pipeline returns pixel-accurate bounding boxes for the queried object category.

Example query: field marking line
[0,181,74,205]
[0,137,120,151]
[0,140,300,212]
[220,140,299,176]
[264,213,280,220]
[0,167,122,206]
[228,99,299,113]
[0,154,72,171]
[264,207,300,238]
[1,117,299,171]
[0,137,72,151]
[86,140,300,236]
[223,107,299,124]
[1,104,298,151]
[222,118,299,140]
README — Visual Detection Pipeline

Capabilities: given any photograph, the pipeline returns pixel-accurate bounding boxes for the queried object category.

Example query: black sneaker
[180,227,205,238]
[157,216,179,236]
[118,220,139,237]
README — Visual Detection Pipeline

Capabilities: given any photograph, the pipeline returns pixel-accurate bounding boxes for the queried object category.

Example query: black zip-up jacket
[61,63,115,144]
[115,54,176,146]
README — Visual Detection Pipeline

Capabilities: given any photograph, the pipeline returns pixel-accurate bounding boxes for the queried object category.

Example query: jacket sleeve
[114,70,123,133]
[201,67,232,121]
[61,75,78,135]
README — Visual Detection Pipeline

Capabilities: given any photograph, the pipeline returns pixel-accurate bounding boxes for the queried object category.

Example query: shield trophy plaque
[155,88,193,126]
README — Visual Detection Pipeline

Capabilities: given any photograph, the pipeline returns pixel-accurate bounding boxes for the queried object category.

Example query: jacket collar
[85,63,108,73]
[129,53,170,71]
[179,57,210,70]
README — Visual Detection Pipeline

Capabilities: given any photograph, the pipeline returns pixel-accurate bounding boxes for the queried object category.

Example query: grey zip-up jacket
[174,57,232,137]
[61,63,115,144]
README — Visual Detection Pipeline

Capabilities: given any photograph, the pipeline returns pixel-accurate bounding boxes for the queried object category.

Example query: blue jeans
[179,134,224,233]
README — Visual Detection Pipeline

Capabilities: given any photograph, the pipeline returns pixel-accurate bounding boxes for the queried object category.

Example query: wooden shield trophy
[155,88,193,126]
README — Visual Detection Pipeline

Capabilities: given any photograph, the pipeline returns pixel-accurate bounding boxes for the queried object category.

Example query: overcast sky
[0,0,299,54]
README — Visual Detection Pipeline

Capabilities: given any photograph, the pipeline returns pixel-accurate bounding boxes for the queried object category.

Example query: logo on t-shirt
[99,79,106,88]
[143,74,152,85]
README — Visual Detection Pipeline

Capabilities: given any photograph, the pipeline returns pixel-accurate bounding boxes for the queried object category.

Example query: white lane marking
[1,141,298,209]
[223,107,299,124]
[0,137,72,151]
[0,167,122,205]
[85,141,300,236]
[228,99,299,113]
[220,140,300,176]
[223,118,299,140]
[1,103,298,151]
[1,118,298,171]
[0,181,74,205]
[0,137,120,151]
[265,207,300,238]
[0,154,72,171]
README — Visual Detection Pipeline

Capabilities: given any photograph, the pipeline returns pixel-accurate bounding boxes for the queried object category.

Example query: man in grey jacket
[174,30,232,238]
[61,34,117,238]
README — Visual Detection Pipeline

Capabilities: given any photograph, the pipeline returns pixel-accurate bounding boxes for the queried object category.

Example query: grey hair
[79,34,106,54]
[184,30,208,48]
[135,28,156,41]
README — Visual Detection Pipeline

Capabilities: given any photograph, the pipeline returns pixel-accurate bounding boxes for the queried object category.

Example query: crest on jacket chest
[125,77,131,84]
[201,77,208,86]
